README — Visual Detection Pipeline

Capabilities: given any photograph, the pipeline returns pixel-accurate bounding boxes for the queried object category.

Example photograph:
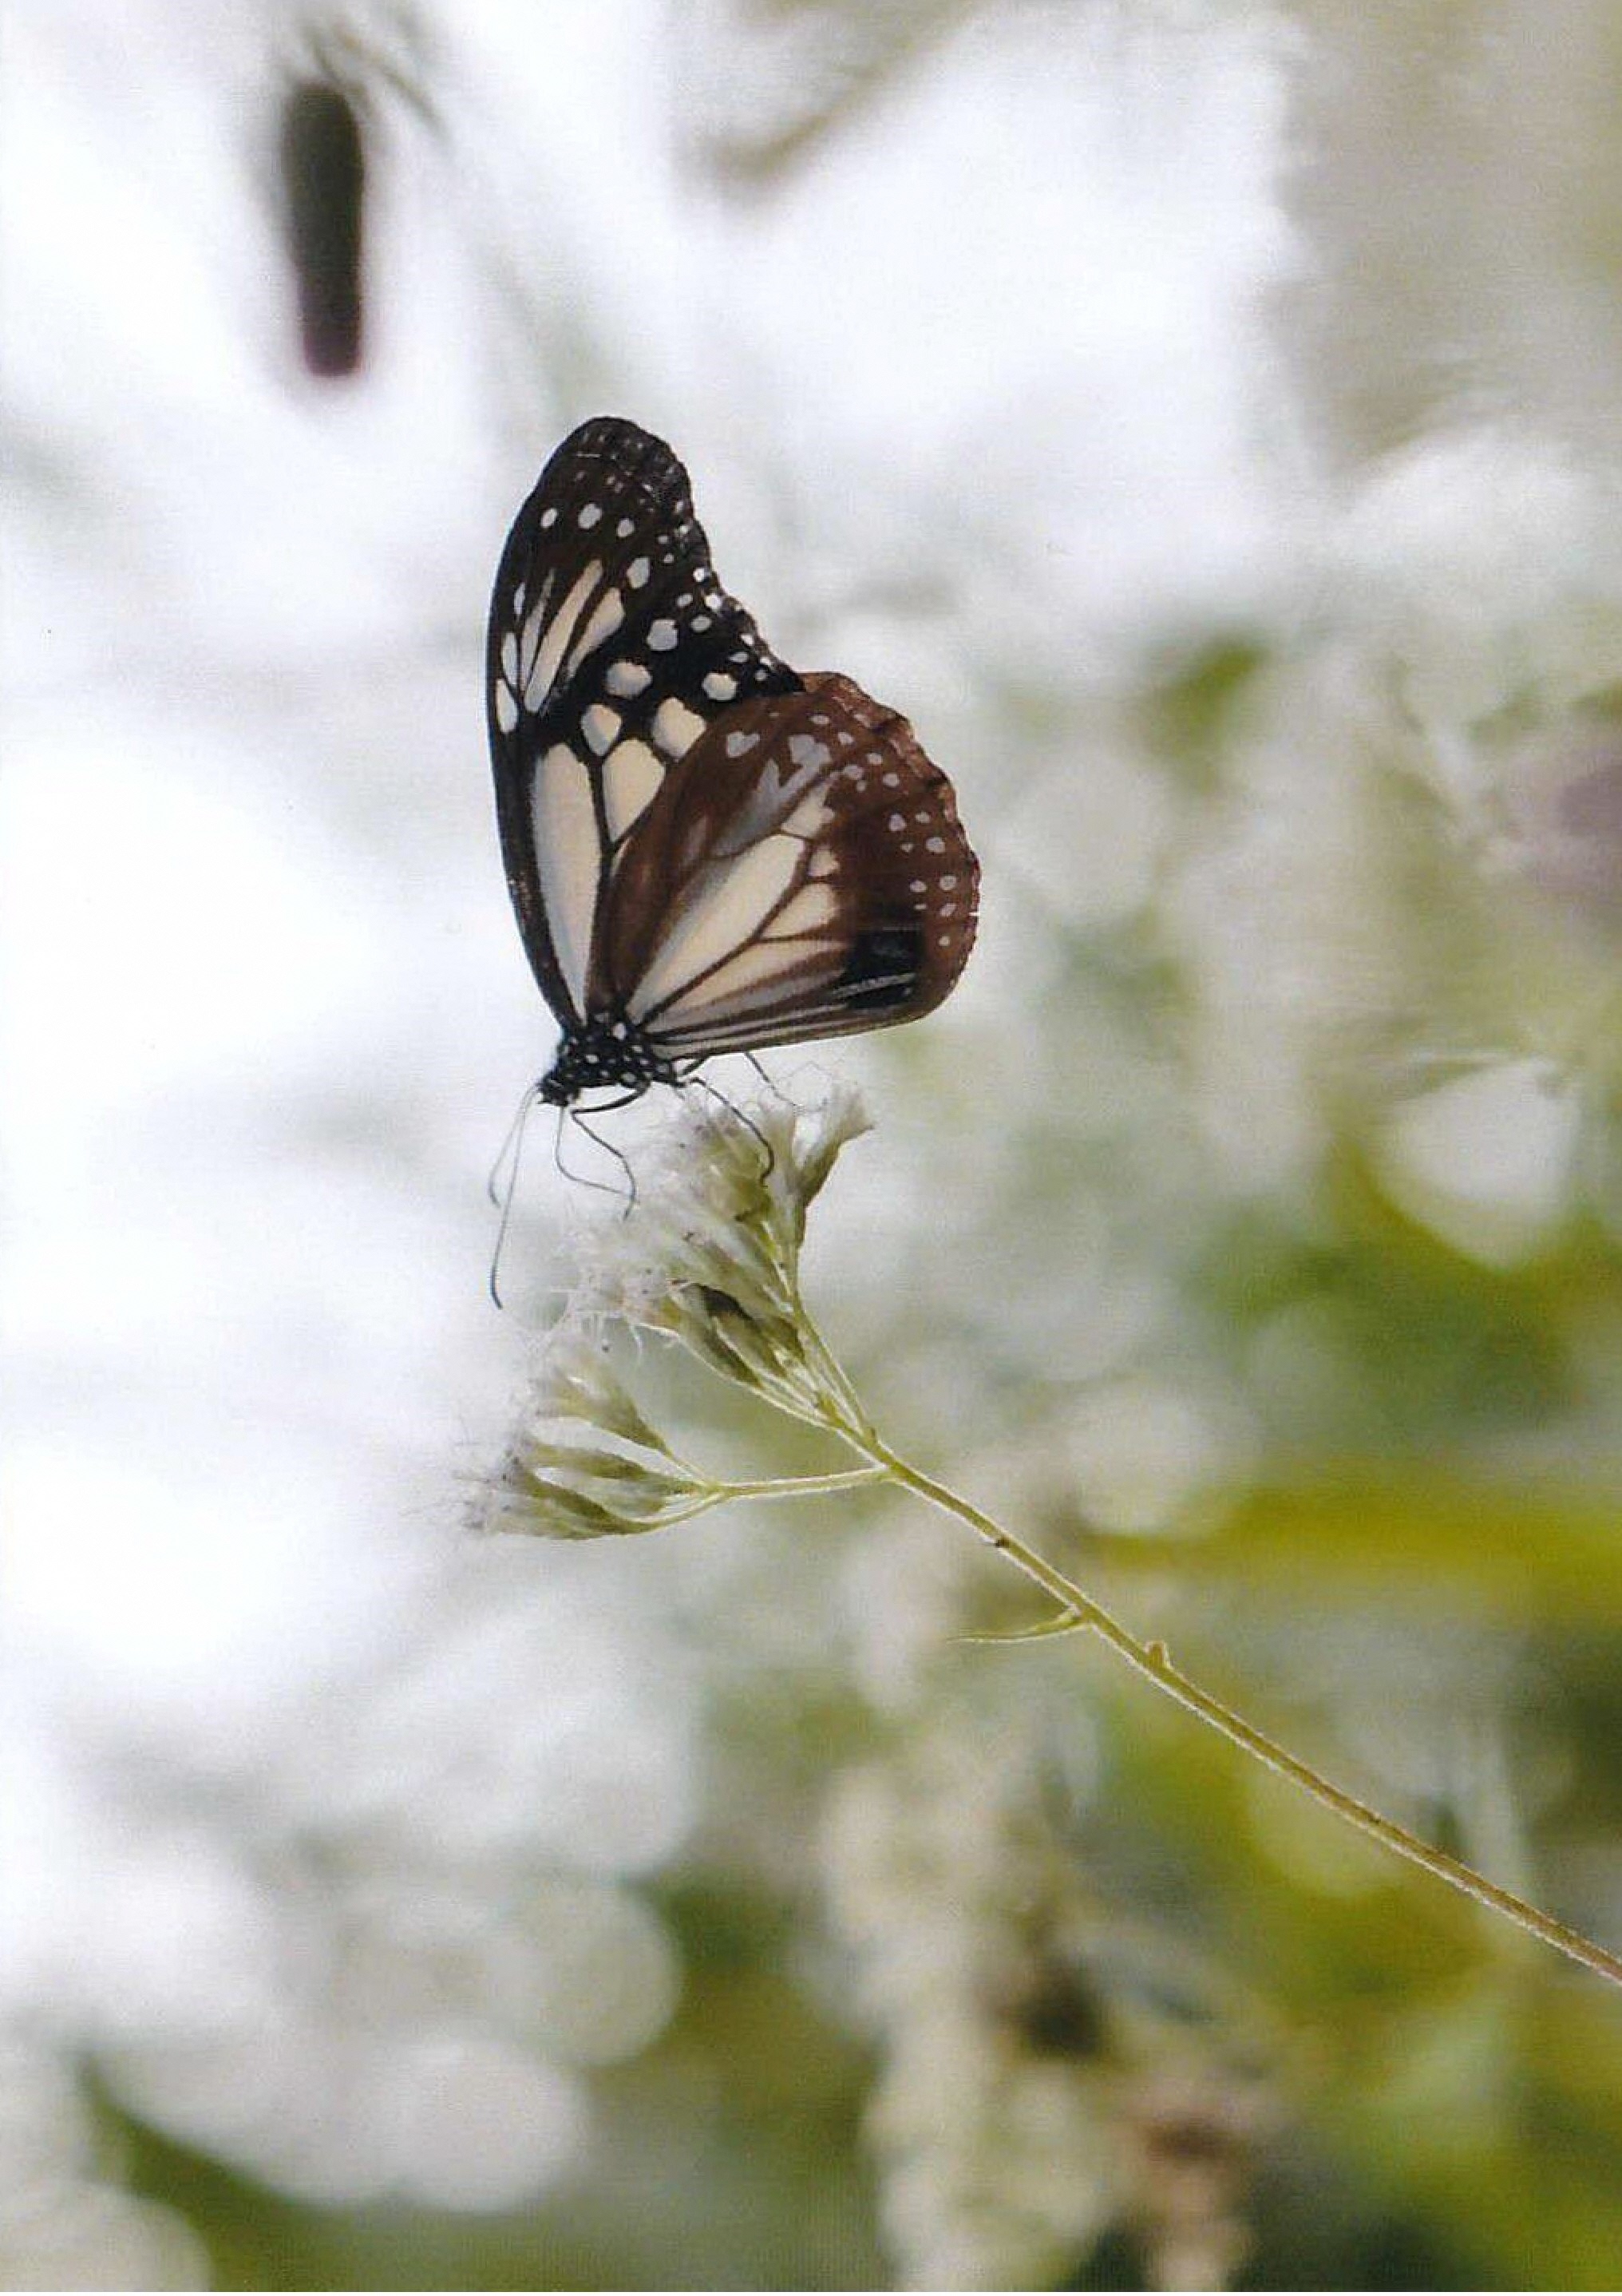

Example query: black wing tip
[492,414,699,618]
[557,412,667,454]
[544,414,690,506]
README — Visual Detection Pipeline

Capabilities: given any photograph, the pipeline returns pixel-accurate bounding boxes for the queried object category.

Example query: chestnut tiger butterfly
[487,417,979,1107]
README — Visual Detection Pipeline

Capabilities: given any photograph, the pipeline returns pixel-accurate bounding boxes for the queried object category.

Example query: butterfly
[486,417,979,1106]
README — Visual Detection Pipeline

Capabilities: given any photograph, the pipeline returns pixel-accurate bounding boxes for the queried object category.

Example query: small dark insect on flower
[279,77,366,378]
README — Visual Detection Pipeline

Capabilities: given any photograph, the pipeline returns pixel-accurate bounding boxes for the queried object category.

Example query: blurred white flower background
[6,0,1622,2286]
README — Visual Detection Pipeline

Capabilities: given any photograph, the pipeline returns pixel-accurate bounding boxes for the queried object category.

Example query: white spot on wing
[725,730,758,758]
[494,683,518,734]
[578,502,602,528]
[582,703,622,756]
[647,619,677,651]
[627,556,651,588]
[787,734,832,770]
[652,697,706,757]
[702,672,738,702]
[605,659,652,699]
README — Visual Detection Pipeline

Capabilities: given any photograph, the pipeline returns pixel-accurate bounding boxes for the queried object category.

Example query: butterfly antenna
[488,1083,545,1310]
[487,1079,542,1208]
[565,1109,638,1213]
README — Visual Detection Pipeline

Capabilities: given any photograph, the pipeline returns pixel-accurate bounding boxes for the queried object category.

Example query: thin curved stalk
[841,1429,1622,1992]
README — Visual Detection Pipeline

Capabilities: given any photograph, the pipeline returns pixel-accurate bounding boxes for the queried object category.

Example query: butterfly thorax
[539,1012,680,1106]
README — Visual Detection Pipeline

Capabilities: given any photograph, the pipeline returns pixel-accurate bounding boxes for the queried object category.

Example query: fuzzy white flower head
[574,1087,874,1427]
[488,1324,713,1538]
[490,1087,874,1538]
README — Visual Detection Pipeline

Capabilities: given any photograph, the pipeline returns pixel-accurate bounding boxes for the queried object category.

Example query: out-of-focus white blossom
[822,1711,1275,2290]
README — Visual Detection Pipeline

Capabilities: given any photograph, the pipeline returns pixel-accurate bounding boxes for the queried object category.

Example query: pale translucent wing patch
[601,739,664,842]
[530,744,600,1010]
[628,836,810,1018]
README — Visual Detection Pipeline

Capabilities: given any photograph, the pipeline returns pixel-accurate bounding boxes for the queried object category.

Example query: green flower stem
[623,1469,880,1524]
[801,1328,874,1434]
[714,1465,890,1505]
[645,1465,889,1530]
[837,1425,1622,1993]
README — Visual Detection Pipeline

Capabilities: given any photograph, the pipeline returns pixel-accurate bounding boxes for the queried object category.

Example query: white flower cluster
[823,1708,1273,2291]
[488,1088,878,1539]
[823,1712,1121,2290]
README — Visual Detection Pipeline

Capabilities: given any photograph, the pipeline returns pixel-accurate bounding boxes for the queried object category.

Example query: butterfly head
[539,1012,680,1106]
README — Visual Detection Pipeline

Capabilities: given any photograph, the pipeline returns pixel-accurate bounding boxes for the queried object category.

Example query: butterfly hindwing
[599,674,977,1058]
[486,417,801,1024]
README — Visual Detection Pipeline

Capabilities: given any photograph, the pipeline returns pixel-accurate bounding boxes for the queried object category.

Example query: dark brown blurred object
[279,77,366,378]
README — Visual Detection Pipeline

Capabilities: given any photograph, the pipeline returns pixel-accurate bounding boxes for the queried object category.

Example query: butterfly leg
[564,1109,639,1214]
[691,1071,777,1185]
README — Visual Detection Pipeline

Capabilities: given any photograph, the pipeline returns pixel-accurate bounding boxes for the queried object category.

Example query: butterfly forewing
[487,417,801,1023]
